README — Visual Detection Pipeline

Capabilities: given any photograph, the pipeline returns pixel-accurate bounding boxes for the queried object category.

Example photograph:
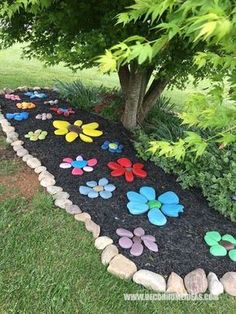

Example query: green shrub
[142,96,184,141]
[55,80,123,122]
[135,131,236,221]
[55,80,104,110]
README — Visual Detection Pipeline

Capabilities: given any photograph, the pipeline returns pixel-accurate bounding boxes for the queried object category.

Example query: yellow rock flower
[16,102,36,109]
[53,120,103,143]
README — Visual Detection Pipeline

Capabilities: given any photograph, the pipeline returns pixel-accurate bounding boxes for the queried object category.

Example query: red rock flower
[107,158,147,183]
[50,106,75,117]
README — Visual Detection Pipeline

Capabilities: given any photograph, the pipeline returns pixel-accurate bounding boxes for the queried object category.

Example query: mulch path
[1,90,236,277]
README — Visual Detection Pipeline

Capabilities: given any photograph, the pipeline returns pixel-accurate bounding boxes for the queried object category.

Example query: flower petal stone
[119,236,133,249]
[127,191,147,203]
[79,186,92,195]
[60,162,72,169]
[161,204,184,217]
[204,231,222,246]
[83,166,94,172]
[104,184,116,192]
[72,167,83,175]
[139,186,156,201]
[221,234,236,245]
[99,178,108,186]
[133,227,145,237]
[86,181,97,187]
[130,242,144,256]
[148,208,167,226]
[127,202,149,215]
[116,228,133,238]
[158,191,179,204]
[143,239,158,252]
[229,249,236,262]
[100,191,112,199]
[210,245,227,256]
[87,190,99,198]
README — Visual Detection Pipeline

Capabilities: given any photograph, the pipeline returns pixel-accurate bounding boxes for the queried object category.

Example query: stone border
[0,87,235,298]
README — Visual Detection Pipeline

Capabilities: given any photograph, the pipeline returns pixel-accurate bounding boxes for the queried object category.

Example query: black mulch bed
[1,90,236,277]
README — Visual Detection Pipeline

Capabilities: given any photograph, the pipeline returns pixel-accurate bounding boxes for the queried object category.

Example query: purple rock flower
[116,227,158,256]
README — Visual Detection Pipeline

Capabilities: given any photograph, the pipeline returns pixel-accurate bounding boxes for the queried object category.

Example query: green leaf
[216,133,236,146]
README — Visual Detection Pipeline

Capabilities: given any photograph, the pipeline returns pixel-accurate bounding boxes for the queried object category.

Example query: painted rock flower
[50,106,75,117]
[101,140,123,153]
[6,112,29,121]
[16,102,36,109]
[44,99,59,105]
[127,187,184,226]
[204,231,236,262]
[25,129,48,141]
[5,94,21,101]
[24,91,47,99]
[79,178,116,199]
[53,120,103,143]
[116,227,158,256]
[107,158,147,183]
[35,113,52,120]
[60,155,97,175]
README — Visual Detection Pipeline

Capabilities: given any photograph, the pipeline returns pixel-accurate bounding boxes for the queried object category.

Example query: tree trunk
[118,64,167,129]
[118,65,152,129]
[137,78,168,124]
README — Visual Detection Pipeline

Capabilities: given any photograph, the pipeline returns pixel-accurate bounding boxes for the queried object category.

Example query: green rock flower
[204,231,236,262]
[25,129,48,141]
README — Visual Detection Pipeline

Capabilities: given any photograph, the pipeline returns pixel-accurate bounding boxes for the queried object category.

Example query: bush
[55,80,104,110]
[141,96,184,141]
[135,131,236,221]
[55,80,123,121]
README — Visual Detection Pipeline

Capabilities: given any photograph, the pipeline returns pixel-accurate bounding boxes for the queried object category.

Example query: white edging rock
[207,272,224,296]
[107,254,137,280]
[184,268,208,295]
[220,272,236,296]
[133,269,166,292]
[95,236,113,250]
[101,244,119,266]
[166,272,187,295]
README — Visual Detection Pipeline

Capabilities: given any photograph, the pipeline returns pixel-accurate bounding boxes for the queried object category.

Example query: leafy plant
[135,131,236,222]
[55,80,104,110]
[148,93,236,161]
[141,96,184,141]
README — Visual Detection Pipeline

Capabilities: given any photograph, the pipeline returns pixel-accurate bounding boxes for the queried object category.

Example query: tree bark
[137,78,168,124]
[118,64,167,129]
[120,65,144,129]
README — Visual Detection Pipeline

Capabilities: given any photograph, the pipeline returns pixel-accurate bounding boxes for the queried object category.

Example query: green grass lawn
[0,44,214,107]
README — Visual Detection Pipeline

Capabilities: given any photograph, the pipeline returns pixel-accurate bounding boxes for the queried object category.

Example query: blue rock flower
[127,186,184,226]
[101,140,123,153]
[79,178,116,199]
[6,112,29,121]
[24,91,47,99]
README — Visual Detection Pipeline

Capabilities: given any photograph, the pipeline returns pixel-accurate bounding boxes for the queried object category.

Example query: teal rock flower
[204,231,236,262]
[127,186,184,226]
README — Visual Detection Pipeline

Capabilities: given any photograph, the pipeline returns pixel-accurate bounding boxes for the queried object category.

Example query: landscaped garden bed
[0,87,235,296]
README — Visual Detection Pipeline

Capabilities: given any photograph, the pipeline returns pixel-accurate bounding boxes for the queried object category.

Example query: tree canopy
[0,0,235,135]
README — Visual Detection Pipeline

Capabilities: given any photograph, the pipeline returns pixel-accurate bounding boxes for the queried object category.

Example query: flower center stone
[71,160,87,168]
[68,125,81,133]
[126,167,133,172]
[93,185,104,192]
[109,143,118,150]
[148,200,162,209]
[219,240,235,250]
